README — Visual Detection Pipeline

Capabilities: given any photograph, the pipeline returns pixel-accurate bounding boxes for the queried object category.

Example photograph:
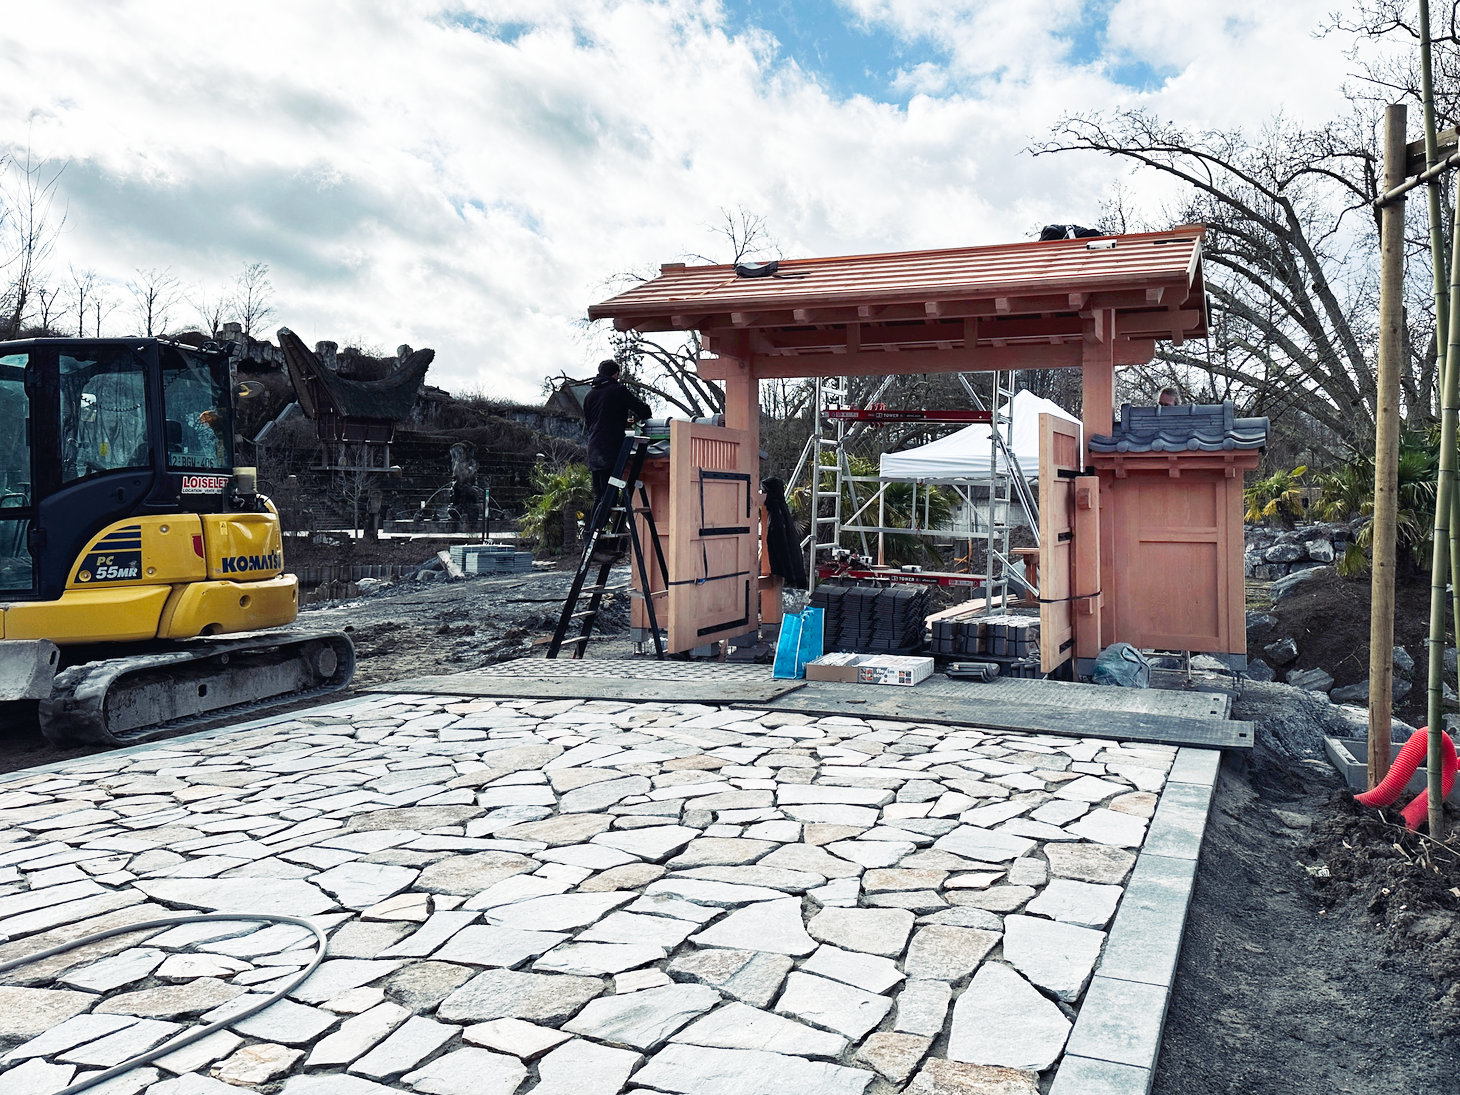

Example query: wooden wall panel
[1039,414,1083,673]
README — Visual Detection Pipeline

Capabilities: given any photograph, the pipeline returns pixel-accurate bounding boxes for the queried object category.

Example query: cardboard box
[856,655,934,687]
[804,653,935,687]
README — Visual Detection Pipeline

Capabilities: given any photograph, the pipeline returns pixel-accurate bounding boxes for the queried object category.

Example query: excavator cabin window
[161,345,232,471]
[0,352,29,593]
[59,346,151,483]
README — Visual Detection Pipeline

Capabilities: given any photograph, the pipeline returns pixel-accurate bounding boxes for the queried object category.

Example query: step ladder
[546,434,669,660]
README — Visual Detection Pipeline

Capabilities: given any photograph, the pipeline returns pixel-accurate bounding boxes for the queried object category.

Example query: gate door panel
[667,420,757,652]
[1038,414,1082,673]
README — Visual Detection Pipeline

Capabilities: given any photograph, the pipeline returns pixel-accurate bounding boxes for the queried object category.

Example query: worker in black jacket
[583,359,652,509]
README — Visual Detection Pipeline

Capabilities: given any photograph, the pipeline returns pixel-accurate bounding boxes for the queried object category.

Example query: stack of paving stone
[931,615,1041,677]
[0,683,1192,1095]
[813,585,929,655]
[450,544,535,575]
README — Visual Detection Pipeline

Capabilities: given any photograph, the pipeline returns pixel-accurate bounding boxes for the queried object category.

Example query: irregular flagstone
[759,843,863,879]
[292,959,403,1004]
[563,981,720,1049]
[416,852,536,895]
[691,897,816,956]
[1066,808,1149,848]
[437,968,604,1024]
[310,862,419,908]
[1001,915,1105,1002]
[776,786,893,807]
[533,941,666,975]
[676,865,823,892]
[904,1059,1039,1095]
[645,878,785,906]
[1054,776,1129,802]
[461,874,571,911]
[530,1038,642,1095]
[902,926,1000,981]
[350,1015,460,1080]
[94,976,243,1017]
[1044,842,1136,885]
[132,878,335,915]
[947,963,1070,1071]
[58,947,165,992]
[361,892,431,922]
[401,1047,527,1095]
[483,891,634,931]
[801,944,904,993]
[378,910,478,958]
[855,1031,933,1084]
[3,1013,140,1062]
[823,841,914,869]
[382,962,475,1012]
[153,1029,245,1074]
[1024,878,1123,929]
[633,1043,875,1095]
[932,827,1036,864]
[893,979,950,1037]
[667,948,793,1007]
[807,906,914,957]
[947,885,1034,913]
[1,1057,78,1095]
[463,1017,572,1059]
[346,808,482,833]
[536,844,639,871]
[0,986,98,1038]
[775,971,892,1040]
[591,825,698,861]
[577,862,665,892]
[782,805,880,827]
[863,868,948,892]
[576,911,698,948]
[667,838,776,867]
[57,1017,180,1065]
[559,776,651,813]
[673,1000,848,1058]
[306,1001,411,1067]
[207,995,339,1044]
[493,814,613,846]
[433,925,568,968]
[213,1041,303,1084]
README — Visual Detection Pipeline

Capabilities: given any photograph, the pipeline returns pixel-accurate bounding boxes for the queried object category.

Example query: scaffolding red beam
[824,407,992,424]
[815,563,988,588]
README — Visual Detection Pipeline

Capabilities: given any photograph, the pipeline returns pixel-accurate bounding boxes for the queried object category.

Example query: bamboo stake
[1428,170,1460,841]
[1422,2,1453,839]
[1372,104,1408,787]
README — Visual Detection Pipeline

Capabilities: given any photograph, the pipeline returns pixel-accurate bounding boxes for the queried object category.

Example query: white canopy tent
[878,389,1081,482]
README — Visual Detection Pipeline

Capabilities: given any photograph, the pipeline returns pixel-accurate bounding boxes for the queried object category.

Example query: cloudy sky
[5,1,1367,402]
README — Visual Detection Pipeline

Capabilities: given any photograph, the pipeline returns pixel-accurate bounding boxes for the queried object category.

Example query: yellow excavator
[0,337,353,746]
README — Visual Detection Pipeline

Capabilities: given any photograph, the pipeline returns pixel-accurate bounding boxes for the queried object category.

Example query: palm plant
[1243,465,1308,527]
[519,461,592,554]
[790,454,957,566]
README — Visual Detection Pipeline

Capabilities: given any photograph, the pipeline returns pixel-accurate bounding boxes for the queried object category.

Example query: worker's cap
[597,359,619,377]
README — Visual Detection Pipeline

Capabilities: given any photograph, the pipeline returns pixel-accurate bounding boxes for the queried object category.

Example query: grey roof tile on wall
[1088,401,1268,454]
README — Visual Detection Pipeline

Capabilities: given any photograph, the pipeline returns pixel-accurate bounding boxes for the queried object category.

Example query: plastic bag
[773,606,824,679]
[1092,642,1151,688]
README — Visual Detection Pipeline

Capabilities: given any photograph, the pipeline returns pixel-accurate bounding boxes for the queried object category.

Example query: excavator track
[38,629,356,747]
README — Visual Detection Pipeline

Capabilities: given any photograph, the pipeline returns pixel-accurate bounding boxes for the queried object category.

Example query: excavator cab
[0,338,353,746]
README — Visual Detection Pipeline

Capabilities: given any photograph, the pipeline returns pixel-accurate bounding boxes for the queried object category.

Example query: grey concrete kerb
[1049,746,1220,1095]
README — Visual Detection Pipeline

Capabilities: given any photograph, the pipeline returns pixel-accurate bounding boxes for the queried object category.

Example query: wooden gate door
[1039,414,1082,673]
[666,420,757,653]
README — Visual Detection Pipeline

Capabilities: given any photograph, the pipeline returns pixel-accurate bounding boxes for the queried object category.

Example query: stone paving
[0,690,1210,1095]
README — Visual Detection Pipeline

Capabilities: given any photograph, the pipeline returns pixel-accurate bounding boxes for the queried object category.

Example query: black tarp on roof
[1088,401,1268,454]
[279,327,432,423]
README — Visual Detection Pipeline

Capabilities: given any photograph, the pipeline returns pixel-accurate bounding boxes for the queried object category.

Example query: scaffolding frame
[789,372,1041,610]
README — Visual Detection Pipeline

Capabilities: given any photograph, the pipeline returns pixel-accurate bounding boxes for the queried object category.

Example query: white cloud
[0,0,1362,401]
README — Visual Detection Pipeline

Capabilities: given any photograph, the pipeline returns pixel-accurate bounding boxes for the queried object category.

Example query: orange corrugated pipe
[1354,727,1458,830]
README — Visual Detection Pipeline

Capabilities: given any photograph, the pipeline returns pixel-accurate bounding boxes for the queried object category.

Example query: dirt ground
[4,547,1460,1091]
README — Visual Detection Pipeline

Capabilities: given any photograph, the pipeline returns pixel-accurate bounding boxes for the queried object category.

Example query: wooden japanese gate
[664,420,757,652]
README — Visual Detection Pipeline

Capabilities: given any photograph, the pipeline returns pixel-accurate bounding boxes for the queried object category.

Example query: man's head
[597,359,620,379]
[1158,386,1178,406]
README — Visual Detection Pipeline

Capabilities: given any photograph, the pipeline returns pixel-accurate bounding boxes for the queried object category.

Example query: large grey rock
[1331,681,1370,704]
[437,969,603,1024]
[1264,542,1304,563]
[563,982,720,1049]
[1001,915,1104,1002]
[1306,538,1335,562]
[947,963,1069,1071]
[1263,637,1298,666]
[1285,667,1334,693]
[1394,645,1416,676]
[691,898,816,956]
[1271,566,1325,600]
[1246,659,1276,683]
[633,1043,875,1095]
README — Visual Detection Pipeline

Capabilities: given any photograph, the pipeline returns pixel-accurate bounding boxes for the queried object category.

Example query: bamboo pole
[1371,104,1408,787]
[1428,169,1460,840]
